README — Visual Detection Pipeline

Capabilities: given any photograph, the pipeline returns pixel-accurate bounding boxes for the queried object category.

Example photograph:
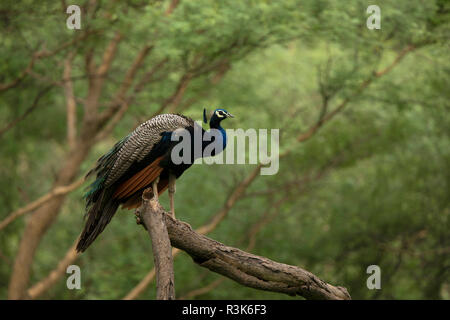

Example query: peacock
[76,108,234,252]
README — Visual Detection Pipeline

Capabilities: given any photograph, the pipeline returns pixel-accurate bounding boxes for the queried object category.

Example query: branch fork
[136,187,350,300]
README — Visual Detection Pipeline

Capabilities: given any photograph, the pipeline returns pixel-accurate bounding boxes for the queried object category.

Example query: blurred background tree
[0,0,448,299]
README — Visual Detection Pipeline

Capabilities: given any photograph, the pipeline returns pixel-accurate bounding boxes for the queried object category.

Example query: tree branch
[122,170,254,300]
[83,32,122,125]
[27,240,79,299]
[165,0,181,15]
[0,30,98,93]
[152,72,193,116]
[94,57,167,142]
[179,196,288,299]
[160,211,350,300]
[63,52,77,150]
[0,177,84,231]
[95,45,153,128]
[0,85,54,139]
[121,44,415,298]
[179,278,224,300]
[138,188,175,300]
[0,54,37,92]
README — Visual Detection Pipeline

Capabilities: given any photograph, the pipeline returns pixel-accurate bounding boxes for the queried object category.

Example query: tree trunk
[8,142,91,299]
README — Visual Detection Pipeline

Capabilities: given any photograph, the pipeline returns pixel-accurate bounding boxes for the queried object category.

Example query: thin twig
[0,85,54,138]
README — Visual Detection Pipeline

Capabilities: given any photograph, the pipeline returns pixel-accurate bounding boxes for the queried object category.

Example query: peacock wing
[104,114,194,187]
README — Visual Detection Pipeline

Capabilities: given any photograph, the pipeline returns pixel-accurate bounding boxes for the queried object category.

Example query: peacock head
[204,108,234,127]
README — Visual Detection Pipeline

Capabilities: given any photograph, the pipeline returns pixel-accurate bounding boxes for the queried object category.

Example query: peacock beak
[227,112,234,118]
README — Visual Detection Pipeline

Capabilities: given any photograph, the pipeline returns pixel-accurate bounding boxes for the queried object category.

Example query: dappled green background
[0,0,449,299]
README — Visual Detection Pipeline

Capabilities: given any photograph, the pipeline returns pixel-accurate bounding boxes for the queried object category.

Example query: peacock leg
[152,176,160,201]
[168,173,176,218]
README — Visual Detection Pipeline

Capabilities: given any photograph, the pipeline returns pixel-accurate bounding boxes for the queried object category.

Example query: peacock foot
[135,208,147,230]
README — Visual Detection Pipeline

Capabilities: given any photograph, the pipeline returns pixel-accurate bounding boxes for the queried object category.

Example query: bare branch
[27,240,79,299]
[163,213,350,300]
[279,44,419,159]
[96,45,153,128]
[0,85,54,138]
[0,55,36,92]
[179,278,224,300]
[152,72,193,116]
[374,45,416,77]
[165,0,180,15]
[138,188,175,300]
[0,30,98,93]
[0,178,84,231]
[179,197,288,299]
[94,56,167,142]
[83,32,123,123]
[63,52,77,150]
[97,33,123,78]
[122,176,251,301]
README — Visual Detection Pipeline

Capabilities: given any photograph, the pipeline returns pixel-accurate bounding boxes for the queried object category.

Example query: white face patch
[215,110,225,118]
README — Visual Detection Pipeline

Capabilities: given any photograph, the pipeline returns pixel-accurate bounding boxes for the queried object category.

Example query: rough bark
[138,189,175,300]
[161,212,351,300]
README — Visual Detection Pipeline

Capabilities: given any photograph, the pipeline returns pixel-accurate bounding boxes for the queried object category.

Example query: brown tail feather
[77,156,168,252]
[121,178,169,210]
[113,156,164,199]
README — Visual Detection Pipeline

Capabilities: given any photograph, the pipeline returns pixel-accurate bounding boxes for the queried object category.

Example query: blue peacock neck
[210,118,227,149]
